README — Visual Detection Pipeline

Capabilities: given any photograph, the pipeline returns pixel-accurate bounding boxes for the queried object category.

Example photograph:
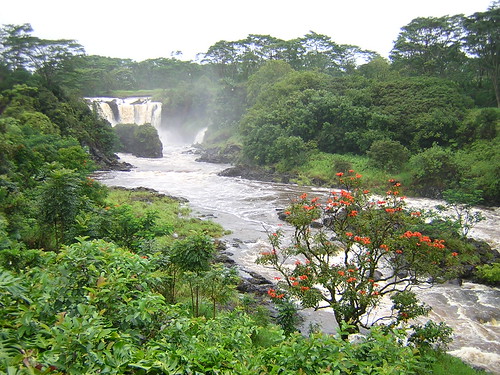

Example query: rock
[219,165,293,184]
[445,278,463,286]
[310,221,323,228]
[195,144,242,164]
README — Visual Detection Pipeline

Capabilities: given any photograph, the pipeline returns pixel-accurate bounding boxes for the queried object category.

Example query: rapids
[97,143,500,374]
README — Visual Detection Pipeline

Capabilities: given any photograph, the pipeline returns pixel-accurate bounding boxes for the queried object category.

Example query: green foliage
[259,172,458,333]
[370,77,473,151]
[390,15,468,79]
[409,321,453,351]
[409,145,461,196]
[36,168,85,248]
[455,138,500,205]
[457,107,499,144]
[435,187,485,237]
[475,263,500,285]
[114,123,162,158]
[273,297,300,336]
[425,352,492,375]
[367,139,410,172]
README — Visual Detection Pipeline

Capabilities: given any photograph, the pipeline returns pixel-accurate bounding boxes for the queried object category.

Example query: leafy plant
[258,171,458,334]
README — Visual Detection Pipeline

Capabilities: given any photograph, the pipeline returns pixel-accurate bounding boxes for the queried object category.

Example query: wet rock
[310,221,323,228]
[445,278,463,286]
[195,144,242,164]
[218,165,294,184]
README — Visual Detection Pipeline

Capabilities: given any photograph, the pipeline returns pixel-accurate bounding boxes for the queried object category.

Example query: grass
[106,187,228,246]
[423,352,493,375]
[295,151,411,193]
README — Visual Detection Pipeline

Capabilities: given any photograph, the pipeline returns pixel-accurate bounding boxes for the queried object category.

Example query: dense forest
[0,2,499,374]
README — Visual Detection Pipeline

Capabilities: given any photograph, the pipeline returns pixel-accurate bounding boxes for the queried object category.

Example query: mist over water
[96,132,500,373]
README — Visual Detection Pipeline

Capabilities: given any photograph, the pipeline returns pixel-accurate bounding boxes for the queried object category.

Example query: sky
[1,0,495,62]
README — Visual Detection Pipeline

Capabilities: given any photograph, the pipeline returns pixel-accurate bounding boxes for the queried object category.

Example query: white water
[85,97,162,129]
[97,143,500,374]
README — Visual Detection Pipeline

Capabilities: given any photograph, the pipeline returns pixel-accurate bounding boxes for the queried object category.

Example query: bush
[114,123,163,158]
[409,145,460,196]
[367,139,410,172]
[475,263,500,286]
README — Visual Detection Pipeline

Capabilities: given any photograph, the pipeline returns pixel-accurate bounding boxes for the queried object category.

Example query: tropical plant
[258,171,459,334]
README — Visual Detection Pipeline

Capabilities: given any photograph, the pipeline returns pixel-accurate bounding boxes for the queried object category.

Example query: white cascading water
[193,127,208,144]
[95,129,500,374]
[86,97,162,129]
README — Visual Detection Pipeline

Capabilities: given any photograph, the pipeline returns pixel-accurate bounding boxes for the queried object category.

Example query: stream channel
[97,142,500,373]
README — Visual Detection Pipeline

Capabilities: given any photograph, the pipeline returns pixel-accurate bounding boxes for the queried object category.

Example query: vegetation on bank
[0,5,498,373]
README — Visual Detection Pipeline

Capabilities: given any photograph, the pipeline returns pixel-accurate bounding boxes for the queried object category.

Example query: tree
[367,139,410,172]
[258,171,459,334]
[170,234,215,316]
[463,4,500,107]
[390,15,468,79]
[409,145,461,196]
[246,60,293,105]
[0,23,85,87]
[36,168,83,248]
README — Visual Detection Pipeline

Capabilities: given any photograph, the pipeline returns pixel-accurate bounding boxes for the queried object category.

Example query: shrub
[367,139,410,172]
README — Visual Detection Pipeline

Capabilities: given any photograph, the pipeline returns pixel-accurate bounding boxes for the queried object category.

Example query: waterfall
[193,127,208,144]
[86,97,162,130]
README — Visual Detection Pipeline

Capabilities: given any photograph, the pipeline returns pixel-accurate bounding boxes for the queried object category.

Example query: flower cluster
[401,231,446,249]
[267,288,285,299]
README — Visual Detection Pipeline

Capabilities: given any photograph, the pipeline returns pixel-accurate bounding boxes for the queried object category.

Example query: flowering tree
[258,171,460,333]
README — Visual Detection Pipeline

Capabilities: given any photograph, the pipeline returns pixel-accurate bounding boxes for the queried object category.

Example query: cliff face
[114,123,163,158]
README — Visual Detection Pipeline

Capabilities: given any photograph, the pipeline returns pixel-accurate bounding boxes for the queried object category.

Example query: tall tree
[0,23,85,87]
[390,15,468,79]
[463,4,500,107]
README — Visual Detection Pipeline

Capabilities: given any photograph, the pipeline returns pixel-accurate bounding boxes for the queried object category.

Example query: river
[97,143,500,374]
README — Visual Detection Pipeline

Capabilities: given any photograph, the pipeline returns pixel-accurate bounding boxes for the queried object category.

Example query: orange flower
[338,271,345,277]
[345,232,353,237]
[451,252,458,257]
[336,172,344,177]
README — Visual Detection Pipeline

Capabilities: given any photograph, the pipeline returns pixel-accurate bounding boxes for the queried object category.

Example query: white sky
[1,0,494,62]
